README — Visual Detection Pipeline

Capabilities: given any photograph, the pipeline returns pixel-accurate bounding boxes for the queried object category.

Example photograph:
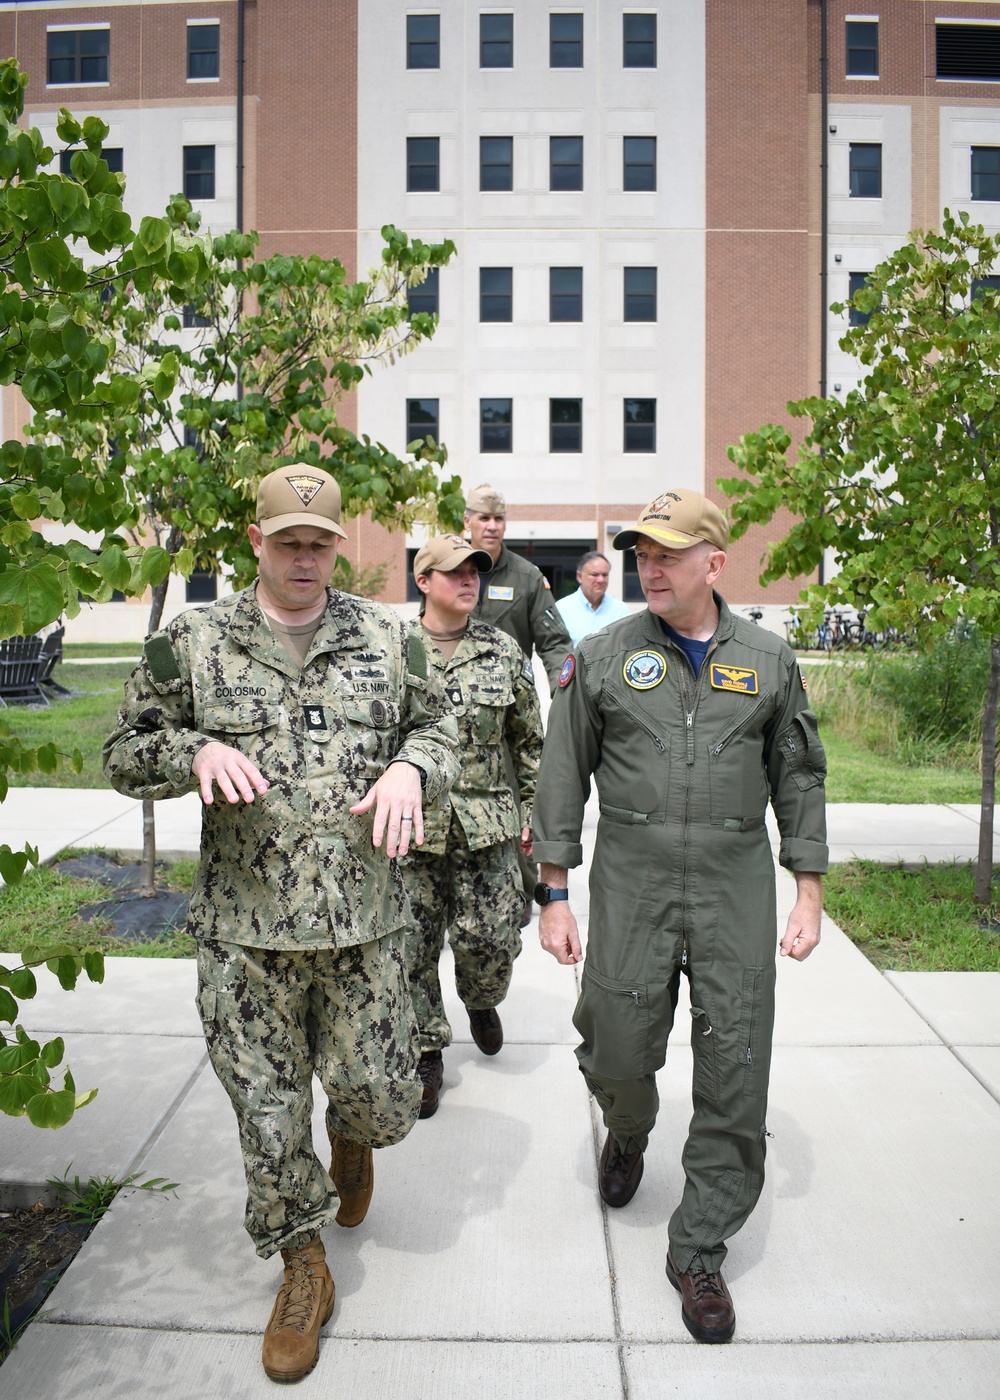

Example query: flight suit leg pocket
[689,998,721,1105]
[574,965,654,1080]
[737,965,773,1097]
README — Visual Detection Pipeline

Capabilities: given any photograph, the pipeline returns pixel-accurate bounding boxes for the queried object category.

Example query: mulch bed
[0,1202,91,1356]
[54,851,190,942]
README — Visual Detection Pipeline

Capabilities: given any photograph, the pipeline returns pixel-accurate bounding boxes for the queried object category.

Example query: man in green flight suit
[103,463,458,1383]
[532,488,827,1346]
[402,534,543,1117]
[465,483,570,923]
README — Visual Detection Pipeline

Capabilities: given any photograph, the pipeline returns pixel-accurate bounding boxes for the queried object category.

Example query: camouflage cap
[613,490,729,552]
[256,463,348,539]
[465,483,507,515]
[413,534,493,577]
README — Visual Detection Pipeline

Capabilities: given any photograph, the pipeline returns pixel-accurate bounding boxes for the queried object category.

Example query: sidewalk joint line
[121,1049,211,1179]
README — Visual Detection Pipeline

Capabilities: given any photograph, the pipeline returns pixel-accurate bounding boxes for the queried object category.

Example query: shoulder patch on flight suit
[558,655,576,688]
[488,585,514,601]
[623,650,665,690]
[709,664,759,694]
[521,653,535,684]
[407,631,428,681]
[799,667,808,691]
[144,634,181,683]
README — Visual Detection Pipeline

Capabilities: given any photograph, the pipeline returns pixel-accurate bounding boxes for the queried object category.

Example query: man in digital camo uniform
[465,483,570,923]
[103,464,458,1383]
[401,534,543,1117]
[533,489,827,1345]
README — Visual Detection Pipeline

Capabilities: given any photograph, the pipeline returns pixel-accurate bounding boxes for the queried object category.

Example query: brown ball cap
[613,489,729,552]
[413,534,494,577]
[256,464,348,539]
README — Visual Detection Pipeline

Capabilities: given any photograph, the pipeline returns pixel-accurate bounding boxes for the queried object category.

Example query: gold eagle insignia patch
[709,664,759,694]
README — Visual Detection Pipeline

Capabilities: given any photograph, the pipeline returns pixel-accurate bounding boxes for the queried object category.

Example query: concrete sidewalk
[1,790,999,1398]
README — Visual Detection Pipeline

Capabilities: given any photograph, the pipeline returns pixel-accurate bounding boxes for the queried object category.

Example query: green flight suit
[532,596,827,1274]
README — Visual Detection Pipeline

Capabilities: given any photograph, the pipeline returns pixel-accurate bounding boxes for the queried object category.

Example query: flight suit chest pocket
[707,693,770,825]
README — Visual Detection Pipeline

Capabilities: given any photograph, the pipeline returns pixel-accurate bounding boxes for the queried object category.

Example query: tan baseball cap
[465,483,507,515]
[413,534,493,577]
[256,463,348,539]
[613,490,729,552]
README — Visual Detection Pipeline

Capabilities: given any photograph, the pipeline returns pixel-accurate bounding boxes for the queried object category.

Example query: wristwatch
[534,882,569,906]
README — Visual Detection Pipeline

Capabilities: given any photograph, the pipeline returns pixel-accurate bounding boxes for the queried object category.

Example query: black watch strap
[534,882,569,906]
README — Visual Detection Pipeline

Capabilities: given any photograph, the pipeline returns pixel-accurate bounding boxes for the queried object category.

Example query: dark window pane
[972,274,1000,300]
[183,303,211,328]
[624,266,656,321]
[550,266,582,321]
[848,271,873,327]
[480,135,513,191]
[183,145,216,200]
[624,398,656,452]
[623,136,656,191]
[186,568,218,602]
[48,28,109,84]
[971,147,1000,201]
[937,23,1000,81]
[550,135,583,191]
[845,20,878,77]
[480,398,512,452]
[550,398,582,452]
[623,13,656,68]
[480,267,512,322]
[188,23,219,79]
[481,13,513,67]
[849,143,881,198]
[60,146,122,176]
[407,14,440,69]
[407,398,440,443]
[551,13,583,68]
[407,266,439,317]
[407,136,440,191]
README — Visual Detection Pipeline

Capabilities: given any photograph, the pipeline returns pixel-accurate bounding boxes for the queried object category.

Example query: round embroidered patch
[623,650,666,690]
[558,655,576,688]
[369,699,388,726]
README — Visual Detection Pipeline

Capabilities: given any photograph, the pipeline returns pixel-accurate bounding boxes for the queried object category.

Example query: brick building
[3,0,999,626]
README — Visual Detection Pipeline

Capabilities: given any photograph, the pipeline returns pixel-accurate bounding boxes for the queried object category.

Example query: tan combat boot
[261,1235,335,1382]
[327,1127,374,1228]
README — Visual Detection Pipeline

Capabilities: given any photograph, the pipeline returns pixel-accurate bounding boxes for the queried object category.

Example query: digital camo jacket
[413,618,543,856]
[103,586,459,952]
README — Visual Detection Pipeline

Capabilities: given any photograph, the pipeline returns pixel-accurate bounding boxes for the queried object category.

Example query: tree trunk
[974,633,1000,906]
[139,799,157,898]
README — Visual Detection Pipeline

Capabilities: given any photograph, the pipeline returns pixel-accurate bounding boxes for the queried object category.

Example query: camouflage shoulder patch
[144,633,181,683]
[407,630,428,681]
[521,653,534,684]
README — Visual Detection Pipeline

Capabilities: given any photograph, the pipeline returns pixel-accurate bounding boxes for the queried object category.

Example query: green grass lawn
[5,660,135,788]
[820,730,983,804]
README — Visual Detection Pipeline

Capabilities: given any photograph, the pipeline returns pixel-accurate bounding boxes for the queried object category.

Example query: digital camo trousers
[401,824,522,1051]
[196,936,421,1258]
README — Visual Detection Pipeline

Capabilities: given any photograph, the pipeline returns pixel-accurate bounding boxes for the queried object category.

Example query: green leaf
[137,215,170,255]
[26,1086,76,1128]
[94,545,132,590]
[7,967,36,999]
[0,987,17,1023]
[0,561,65,633]
[56,956,79,992]
[84,951,105,983]
[39,1036,65,1069]
[139,546,172,587]
[0,848,29,885]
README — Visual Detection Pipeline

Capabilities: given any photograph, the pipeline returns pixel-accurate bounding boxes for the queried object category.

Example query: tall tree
[721,211,1000,904]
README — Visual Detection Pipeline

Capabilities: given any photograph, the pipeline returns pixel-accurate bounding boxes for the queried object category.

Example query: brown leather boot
[327,1129,374,1228]
[261,1236,335,1381]
[666,1250,735,1344]
[417,1049,444,1118]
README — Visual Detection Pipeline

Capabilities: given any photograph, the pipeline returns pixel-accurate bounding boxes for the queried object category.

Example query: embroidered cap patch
[709,664,759,694]
[623,650,666,690]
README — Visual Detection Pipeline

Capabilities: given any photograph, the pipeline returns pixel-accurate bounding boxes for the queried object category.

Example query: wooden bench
[0,635,50,708]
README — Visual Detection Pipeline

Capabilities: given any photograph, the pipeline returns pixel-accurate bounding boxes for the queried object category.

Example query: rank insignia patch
[446,685,464,706]
[558,655,576,688]
[709,664,759,694]
[623,650,666,690]
[304,705,327,730]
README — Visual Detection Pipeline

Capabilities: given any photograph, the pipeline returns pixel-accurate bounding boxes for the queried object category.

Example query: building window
[550,135,583,191]
[936,23,1000,82]
[407,398,440,445]
[848,272,873,327]
[182,303,212,328]
[407,267,439,318]
[845,20,878,77]
[624,398,656,452]
[551,12,583,68]
[849,143,881,197]
[624,267,656,321]
[623,13,656,68]
[481,13,513,68]
[186,568,218,603]
[972,274,1000,301]
[407,13,440,69]
[480,398,512,452]
[187,23,219,80]
[407,137,440,192]
[480,268,513,322]
[550,266,582,321]
[60,147,122,176]
[623,136,656,191]
[550,399,582,452]
[971,147,1000,202]
[183,146,216,200]
[480,136,513,191]
[47,28,109,85]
